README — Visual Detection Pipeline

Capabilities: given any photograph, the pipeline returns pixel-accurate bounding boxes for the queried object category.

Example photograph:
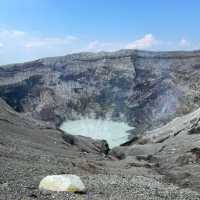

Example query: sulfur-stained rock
[39,174,86,193]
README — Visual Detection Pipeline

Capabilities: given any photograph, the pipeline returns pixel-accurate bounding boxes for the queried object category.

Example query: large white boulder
[39,174,86,192]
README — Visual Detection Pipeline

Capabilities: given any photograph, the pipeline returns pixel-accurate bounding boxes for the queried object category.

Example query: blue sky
[0,0,199,64]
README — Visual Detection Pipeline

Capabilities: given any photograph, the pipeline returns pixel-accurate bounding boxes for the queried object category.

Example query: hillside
[1,98,200,199]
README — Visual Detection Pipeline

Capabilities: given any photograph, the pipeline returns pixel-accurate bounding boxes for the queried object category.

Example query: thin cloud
[179,38,191,48]
[0,29,79,64]
[126,34,157,49]
[0,29,26,38]
[25,36,78,48]
[0,28,197,64]
[87,40,116,51]
[87,35,158,52]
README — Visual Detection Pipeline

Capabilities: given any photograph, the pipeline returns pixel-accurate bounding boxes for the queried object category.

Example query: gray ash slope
[1,50,200,132]
[1,98,200,200]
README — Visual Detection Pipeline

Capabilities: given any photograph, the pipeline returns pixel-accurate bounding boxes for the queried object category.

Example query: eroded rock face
[1,50,200,131]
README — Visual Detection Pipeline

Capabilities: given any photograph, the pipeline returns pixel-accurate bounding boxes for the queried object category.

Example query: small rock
[39,174,86,193]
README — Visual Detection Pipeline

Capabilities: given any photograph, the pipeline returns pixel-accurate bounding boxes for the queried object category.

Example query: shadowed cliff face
[1,50,200,132]
[0,75,42,112]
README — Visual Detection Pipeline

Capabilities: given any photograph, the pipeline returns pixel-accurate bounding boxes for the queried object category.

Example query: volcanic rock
[62,132,109,154]
[39,174,86,192]
[2,50,200,132]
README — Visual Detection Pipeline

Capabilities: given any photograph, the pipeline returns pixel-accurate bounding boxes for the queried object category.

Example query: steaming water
[60,119,133,148]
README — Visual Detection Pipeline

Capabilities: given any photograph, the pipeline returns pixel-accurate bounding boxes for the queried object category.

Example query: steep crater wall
[1,50,200,132]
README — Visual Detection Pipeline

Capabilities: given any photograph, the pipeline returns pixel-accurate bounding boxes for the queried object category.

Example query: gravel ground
[1,101,200,200]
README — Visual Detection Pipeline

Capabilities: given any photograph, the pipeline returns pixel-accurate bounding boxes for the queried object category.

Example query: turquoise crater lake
[60,119,133,148]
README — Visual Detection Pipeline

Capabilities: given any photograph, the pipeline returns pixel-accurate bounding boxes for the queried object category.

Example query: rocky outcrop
[62,132,109,154]
[1,50,200,132]
[110,107,200,193]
